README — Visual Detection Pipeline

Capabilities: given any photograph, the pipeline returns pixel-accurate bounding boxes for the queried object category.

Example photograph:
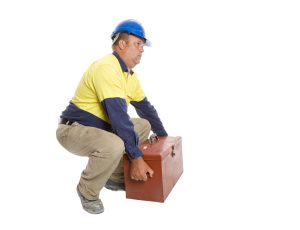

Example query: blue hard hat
[111,19,151,46]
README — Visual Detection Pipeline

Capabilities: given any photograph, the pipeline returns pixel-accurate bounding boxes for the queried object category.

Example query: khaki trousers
[56,118,151,200]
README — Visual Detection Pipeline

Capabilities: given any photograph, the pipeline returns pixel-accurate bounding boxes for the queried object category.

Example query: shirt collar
[113,51,134,75]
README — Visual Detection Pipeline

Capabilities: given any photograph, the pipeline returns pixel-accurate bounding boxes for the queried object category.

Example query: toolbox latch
[171,145,176,157]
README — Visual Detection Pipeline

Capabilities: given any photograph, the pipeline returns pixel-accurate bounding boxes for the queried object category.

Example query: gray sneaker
[76,185,104,214]
[105,179,125,191]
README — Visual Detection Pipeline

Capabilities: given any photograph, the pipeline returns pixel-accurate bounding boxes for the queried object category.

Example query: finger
[141,173,148,181]
[148,169,154,178]
[132,175,143,181]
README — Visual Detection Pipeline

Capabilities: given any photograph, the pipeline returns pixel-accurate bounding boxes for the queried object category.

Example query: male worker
[56,19,168,214]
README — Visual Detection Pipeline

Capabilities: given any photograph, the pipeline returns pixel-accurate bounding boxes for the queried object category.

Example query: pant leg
[131,118,152,143]
[109,118,151,183]
[56,122,124,200]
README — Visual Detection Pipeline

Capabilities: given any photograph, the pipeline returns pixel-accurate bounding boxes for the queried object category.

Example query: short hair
[112,32,130,49]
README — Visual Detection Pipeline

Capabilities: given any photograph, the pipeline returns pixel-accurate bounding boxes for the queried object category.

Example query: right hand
[130,156,154,181]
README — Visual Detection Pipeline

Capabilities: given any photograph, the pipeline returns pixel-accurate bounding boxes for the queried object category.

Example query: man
[56,19,167,214]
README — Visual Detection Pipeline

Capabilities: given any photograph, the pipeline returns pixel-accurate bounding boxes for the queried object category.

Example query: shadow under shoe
[76,185,104,214]
[105,179,125,191]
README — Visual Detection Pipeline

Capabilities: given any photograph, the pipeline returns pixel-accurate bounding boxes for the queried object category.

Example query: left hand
[130,156,154,181]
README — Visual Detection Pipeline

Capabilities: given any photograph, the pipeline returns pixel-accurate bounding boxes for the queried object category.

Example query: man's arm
[102,97,154,181]
[102,97,143,160]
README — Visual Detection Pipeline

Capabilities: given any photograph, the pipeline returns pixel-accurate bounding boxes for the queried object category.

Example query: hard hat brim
[145,39,152,47]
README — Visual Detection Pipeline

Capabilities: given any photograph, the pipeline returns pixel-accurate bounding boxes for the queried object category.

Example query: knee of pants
[99,136,125,160]
[112,137,125,158]
[138,118,151,134]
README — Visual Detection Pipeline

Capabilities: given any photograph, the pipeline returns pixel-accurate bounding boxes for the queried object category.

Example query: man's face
[124,35,145,68]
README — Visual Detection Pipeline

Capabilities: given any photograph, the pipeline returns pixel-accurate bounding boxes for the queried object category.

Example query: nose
[140,45,144,53]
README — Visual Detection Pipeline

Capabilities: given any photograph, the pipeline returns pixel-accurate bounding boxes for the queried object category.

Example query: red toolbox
[124,136,183,202]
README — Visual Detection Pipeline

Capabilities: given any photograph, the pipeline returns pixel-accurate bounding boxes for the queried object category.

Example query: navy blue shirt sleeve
[130,97,168,136]
[102,97,143,160]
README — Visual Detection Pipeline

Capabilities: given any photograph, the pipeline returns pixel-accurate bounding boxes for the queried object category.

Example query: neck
[114,50,134,69]
[113,51,133,73]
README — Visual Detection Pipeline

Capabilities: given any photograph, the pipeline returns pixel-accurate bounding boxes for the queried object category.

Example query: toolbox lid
[139,136,182,161]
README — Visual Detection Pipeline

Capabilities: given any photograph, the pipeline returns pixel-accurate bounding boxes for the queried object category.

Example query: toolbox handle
[148,133,159,145]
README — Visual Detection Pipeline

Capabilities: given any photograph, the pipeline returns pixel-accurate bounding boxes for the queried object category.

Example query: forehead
[128,34,145,44]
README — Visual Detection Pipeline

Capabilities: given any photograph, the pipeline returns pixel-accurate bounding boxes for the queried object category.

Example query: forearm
[102,98,143,160]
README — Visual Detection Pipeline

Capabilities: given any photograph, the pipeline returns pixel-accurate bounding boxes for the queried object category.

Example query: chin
[133,61,140,67]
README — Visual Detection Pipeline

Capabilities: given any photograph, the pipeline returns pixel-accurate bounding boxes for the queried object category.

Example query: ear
[118,39,127,50]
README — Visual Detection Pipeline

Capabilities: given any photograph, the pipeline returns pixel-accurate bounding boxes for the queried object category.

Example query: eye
[136,41,144,48]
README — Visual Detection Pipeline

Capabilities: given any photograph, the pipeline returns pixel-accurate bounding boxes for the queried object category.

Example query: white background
[0,0,299,229]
